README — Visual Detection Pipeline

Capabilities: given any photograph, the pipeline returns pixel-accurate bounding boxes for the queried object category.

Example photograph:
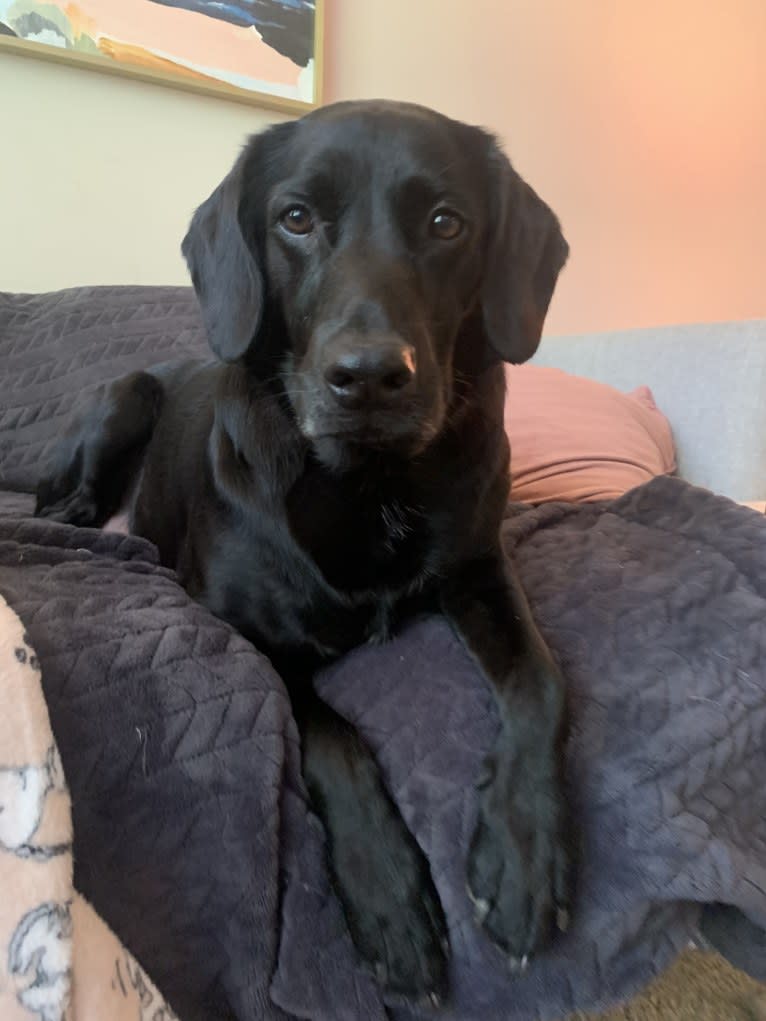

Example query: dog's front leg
[35,371,164,526]
[293,684,448,1003]
[441,553,571,963]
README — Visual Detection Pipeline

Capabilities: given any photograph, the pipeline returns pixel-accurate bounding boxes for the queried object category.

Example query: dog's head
[183,100,568,470]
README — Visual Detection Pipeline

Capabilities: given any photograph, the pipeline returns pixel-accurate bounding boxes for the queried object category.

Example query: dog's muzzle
[321,334,417,411]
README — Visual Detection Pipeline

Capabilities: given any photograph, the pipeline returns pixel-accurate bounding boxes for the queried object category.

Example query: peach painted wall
[2,1,764,335]
[324,0,766,334]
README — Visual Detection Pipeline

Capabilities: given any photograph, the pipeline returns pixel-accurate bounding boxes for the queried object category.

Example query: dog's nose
[324,341,416,409]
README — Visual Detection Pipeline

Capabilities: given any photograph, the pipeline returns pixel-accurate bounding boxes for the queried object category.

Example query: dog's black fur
[36,100,571,1004]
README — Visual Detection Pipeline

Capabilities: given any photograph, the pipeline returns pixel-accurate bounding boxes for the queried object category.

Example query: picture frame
[0,0,323,113]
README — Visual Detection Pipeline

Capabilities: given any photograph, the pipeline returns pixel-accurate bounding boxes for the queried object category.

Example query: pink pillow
[504,365,676,503]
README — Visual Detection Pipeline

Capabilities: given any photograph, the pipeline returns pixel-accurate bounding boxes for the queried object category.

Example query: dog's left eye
[280,205,315,236]
[429,208,464,241]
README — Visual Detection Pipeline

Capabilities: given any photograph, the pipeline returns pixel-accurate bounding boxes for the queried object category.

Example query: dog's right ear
[480,137,569,365]
[182,153,263,363]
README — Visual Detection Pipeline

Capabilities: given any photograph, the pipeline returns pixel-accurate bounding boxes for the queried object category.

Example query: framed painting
[0,0,323,112]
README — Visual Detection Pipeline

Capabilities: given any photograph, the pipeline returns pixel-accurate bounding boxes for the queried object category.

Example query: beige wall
[1,51,285,291]
[2,1,765,334]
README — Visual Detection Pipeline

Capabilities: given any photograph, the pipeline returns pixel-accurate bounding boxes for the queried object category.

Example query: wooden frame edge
[0,0,324,115]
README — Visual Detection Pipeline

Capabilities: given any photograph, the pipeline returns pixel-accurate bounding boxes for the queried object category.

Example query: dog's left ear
[181,153,263,363]
[481,138,569,364]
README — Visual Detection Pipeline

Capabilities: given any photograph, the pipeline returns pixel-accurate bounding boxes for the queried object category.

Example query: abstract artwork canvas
[0,0,322,110]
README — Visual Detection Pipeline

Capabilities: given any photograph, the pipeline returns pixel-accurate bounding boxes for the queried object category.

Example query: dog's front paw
[330,805,448,1004]
[467,738,570,962]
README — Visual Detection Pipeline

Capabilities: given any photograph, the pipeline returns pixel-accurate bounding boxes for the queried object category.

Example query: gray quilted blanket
[0,286,207,494]
[1,477,764,1021]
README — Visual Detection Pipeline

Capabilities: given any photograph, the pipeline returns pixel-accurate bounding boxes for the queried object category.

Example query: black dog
[36,100,571,1004]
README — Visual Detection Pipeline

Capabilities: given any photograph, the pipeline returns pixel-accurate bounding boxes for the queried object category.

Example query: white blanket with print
[0,594,178,1021]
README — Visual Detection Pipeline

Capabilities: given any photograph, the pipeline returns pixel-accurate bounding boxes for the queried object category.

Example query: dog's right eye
[429,208,464,241]
[280,205,314,236]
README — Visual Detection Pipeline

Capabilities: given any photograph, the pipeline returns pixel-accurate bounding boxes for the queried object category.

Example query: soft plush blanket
[0,477,764,1021]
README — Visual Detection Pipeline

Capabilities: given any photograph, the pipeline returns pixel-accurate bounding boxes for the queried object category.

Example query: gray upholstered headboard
[534,320,766,502]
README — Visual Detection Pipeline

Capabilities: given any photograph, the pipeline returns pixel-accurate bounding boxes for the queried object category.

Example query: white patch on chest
[380,500,416,553]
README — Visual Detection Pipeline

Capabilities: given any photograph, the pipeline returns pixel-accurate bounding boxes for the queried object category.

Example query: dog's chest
[286,466,431,596]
